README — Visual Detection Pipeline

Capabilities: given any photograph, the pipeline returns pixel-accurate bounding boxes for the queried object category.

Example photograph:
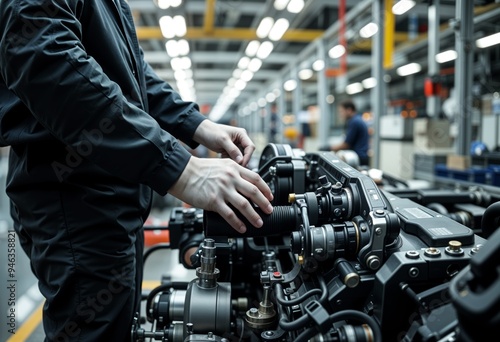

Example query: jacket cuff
[145,143,192,195]
[181,114,207,149]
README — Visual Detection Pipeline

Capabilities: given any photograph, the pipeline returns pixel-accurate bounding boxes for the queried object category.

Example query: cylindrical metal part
[204,205,299,237]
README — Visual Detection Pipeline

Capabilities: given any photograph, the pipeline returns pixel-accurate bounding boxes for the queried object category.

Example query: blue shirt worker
[330,100,370,166]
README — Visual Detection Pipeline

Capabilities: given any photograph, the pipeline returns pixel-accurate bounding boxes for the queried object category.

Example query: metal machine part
[132,144,497,342]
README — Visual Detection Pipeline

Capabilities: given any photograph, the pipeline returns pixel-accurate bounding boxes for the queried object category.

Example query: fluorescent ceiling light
[237,57,250,69]
[234,79,248,91]
[298,68,313,80]
[174,70,186,81]
[360,22,378,39]
[392,0,416,15]
[232,68,243,78]
[266,92,277,102]
[476,32,500,48]
[159,16,175,39]
[268,18,289,41]
[256,41,274,59]
[240,70,254,82]
[258,98,267,107]
[165,40,179,57]
[173,15,187,37]
[312,59,325,71]
[362,77,377,89]
[284,79,297,91]
[274,0,290,11]
[287,0,304,13]
[245,40,261,57]
[156,0,170,9]
[177,39,189,55]
[256,17,275,39]
[396,62,421,76]
[435,50,457,63]
[346,82,363,95]
[328,44,346,59]
[179,56,191,69]
[170,0,182,7]
[248,58,263,72]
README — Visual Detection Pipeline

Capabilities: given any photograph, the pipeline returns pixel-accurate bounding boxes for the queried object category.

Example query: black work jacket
[0,0,205,196]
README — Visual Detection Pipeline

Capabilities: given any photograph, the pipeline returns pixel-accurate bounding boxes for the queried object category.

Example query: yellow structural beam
[204,0,216,34]
[136,26,324,42]
[384,0,395,69]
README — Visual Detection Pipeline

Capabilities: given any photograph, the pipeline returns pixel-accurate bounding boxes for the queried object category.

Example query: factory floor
[0,201,195,342]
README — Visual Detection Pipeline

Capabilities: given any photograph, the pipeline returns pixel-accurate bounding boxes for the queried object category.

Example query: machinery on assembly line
[132,143,500,342]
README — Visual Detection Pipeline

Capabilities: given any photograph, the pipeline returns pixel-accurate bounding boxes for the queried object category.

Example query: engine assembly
[132,143,500,342]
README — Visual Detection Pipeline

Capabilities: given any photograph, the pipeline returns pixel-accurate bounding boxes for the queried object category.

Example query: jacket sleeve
[0,0,190,195]
[141,52,207,150]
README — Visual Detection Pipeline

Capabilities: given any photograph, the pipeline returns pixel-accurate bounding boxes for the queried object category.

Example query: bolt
[375,227,382,235]
[409,267,419,278]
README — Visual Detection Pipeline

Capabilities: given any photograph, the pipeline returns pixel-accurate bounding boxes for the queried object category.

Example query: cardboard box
[446,154,471,170]
[413,118,453,150]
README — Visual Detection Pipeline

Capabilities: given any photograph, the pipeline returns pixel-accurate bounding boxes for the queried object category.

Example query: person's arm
[140,55,206,150]
[0,0,189,195]
[331,141,351,152]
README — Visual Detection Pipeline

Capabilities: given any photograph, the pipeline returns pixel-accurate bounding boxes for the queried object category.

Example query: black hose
[481,201,500,238]
[274,283,322,306]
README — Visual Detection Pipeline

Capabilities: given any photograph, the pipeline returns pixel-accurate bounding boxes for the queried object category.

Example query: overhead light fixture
[312,59,325,71]
[159,16,175,39]
[250,102,259,111]
[240,70,254,82]
[266,92,277,102]
[268,18,289,41]
[298,68,313,80]
[284,79,297,91]
[256,17,275,39]
[392,0,416,15]
[274,0,290,11]
[258,98,267,107]
[435,50,457,63]
[248,58,263,72]
[232,68,243,78]
[245,40,261,57]
[173,15,187,37]
[234,79,248,91]
[359,22,378,38]
[237,56,251,69]
[328,44,346,59]
[476,32,500,48]
[396,62,421,76]
[346,82,363,95]
[256,41,274,59]
[177,39,190,55]
[362,77,377,89]
[287,0,304,13]
[165,40,179,57]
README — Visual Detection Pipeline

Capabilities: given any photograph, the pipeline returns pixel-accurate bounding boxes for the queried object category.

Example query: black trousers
[7,146,150,341]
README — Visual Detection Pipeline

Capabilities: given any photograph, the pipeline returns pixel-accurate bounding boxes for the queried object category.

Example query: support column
[371,0,385,168]
[455,0,474,155]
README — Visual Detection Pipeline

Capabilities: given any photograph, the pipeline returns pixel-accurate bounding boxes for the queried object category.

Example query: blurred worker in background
[0,0,273,341]
[327,100,370,167]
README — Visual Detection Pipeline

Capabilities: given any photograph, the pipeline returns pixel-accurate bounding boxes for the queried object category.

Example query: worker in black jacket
[0,0,273,341]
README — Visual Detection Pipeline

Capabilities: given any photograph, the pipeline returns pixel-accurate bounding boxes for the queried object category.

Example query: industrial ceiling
[128,0,499,122]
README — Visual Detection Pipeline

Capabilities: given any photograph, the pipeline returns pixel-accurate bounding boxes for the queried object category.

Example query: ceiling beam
[136,27,323,42]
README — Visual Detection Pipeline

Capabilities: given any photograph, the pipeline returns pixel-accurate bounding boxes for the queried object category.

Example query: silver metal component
[470,244,483,255]
[245,285,276,330]
[425,247,441,258]
[366,255,381,270]
[405,250,420,259]
[375,227,382,235]
[409,267,420,278]
[445,240,464,256]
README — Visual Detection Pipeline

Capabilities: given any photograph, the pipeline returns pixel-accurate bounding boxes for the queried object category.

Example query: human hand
[169,156,274,233]
[193,120,254,167]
